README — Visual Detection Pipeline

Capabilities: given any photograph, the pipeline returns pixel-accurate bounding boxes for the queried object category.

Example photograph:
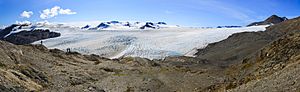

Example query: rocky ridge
[195,16,300,91]
[0,24,60,45]
[247,15,288,26]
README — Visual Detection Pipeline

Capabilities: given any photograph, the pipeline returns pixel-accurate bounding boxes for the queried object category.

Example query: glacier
[32,24,268,59]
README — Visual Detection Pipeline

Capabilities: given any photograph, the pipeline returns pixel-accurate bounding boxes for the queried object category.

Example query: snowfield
[33,25,267,59]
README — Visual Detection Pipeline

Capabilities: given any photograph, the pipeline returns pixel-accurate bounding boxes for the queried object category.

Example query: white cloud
[40,6,76,19]
[59,9,76,15]
[15,20,31,25]
[40,6,60,19]
[36,20,50,25]
[20,11,33,18]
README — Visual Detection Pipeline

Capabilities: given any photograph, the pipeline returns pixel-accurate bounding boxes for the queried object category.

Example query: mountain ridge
[0,24,60,45]
[193,15,300,91]
[81,21,177,30]
[247,15,288,27]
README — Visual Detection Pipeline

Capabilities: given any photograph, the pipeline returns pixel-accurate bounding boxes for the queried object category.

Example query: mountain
[81,25,90,29]
[196,16,299,66]
[191,16,300,91]
[86,21,177,30]
[140,22,159,29]
[216,26,242,28]
[224,27,300,92]
[157,22,167,25]
[247,15,288,26]
[96,23,110,29]
[123,22,131,27]
[0,24,60,45]
[265,15,288,23]
[0,24,19,39]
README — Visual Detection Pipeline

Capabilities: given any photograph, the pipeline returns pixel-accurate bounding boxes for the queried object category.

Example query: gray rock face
[0,24,60,45]
[140,22,158,29]
[0,24,19,39]
[3,29,60,45]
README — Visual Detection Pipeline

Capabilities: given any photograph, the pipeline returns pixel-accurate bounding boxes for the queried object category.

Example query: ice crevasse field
[34,25,267,59]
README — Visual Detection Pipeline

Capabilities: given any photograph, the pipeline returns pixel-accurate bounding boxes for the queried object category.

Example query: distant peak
[247,15,288,27]
[269,14,280,18]
[265,15,287,22]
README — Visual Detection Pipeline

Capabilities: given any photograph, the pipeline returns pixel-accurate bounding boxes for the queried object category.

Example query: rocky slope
[195,16,300,66]
[226,30,300,92]
[247,15,288,26]
[0,40,227,92]
[194,16,300,91]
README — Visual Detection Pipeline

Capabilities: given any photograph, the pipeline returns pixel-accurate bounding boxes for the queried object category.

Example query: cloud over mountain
[40,6,76,19]
[20,11,33,18]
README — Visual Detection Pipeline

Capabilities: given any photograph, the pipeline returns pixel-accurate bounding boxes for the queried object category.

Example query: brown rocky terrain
[195,16,300,66]
[226,29,300,92]
[195,16,300,91]
[0,40,226,92]
[1,15,300,92]
[247,15,288,26]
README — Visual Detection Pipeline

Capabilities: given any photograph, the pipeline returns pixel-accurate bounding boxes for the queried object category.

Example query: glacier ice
[33,25,268,59]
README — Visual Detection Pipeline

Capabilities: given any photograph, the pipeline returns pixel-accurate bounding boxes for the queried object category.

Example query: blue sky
[0,0,300,27]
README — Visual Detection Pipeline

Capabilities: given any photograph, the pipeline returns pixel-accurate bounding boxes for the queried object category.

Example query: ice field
[34,26,267,59]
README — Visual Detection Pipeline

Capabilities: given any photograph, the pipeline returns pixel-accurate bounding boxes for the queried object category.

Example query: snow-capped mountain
[82,21,178,30]
[0,23,60,45]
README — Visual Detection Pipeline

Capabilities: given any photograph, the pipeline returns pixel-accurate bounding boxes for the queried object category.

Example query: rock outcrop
[0,24,61,45]
[140,22,158,29]
[4,29,60,45]
[97,23,110,29]
[81,25,90,29]
[0,24,20,39]
[247,15,288,26]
